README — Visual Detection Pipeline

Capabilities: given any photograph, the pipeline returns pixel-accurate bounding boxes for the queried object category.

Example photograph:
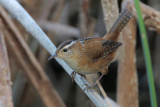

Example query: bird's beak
[48,53,57,61]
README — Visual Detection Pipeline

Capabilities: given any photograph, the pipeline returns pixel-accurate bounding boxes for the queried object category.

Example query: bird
[48,9,133,89]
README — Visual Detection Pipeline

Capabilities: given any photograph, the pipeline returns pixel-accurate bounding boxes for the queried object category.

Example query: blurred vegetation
[0,0,160,107]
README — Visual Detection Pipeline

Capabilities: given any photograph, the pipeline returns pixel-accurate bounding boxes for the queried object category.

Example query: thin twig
[0,0,118,106]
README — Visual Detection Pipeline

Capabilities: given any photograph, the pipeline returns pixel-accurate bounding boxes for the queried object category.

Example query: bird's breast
[64,56,100,74]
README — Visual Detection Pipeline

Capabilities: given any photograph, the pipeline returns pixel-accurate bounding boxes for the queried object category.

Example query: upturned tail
[104,9,133,41]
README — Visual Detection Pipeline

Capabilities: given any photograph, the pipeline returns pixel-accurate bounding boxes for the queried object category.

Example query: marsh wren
[48,9,133,89]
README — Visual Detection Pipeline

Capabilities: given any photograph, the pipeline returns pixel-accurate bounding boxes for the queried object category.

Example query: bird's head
[48,40,76,61]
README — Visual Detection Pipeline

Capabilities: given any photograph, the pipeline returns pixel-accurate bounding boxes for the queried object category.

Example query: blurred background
[0,0,160,107]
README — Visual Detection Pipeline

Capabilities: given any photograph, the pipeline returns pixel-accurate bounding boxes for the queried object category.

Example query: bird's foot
[83,83,98,92]
[78,73,86,79]
[71,71,76,82]
[71,71,86,82]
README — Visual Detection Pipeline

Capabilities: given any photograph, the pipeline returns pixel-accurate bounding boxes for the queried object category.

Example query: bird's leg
[71,71,86,82]
[83,74,104,91]
[83,68,108,91]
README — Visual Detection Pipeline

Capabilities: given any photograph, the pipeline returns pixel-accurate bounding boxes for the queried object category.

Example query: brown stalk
[117,1,138,107]
[0,7,66,107]
[0,31,13,107]
[124,0,160,33]
[117,0,160,106]
[101,0,119,32]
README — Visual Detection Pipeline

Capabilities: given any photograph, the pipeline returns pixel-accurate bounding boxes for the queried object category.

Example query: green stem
[134,0,157,107]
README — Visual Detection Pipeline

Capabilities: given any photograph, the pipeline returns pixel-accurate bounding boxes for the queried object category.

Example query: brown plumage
[48,9,133,89]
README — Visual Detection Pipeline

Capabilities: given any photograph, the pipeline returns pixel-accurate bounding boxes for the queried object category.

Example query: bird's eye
[63,48,68,52]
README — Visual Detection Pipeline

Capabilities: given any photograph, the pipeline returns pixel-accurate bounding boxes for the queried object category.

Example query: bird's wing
[82,38,122,61]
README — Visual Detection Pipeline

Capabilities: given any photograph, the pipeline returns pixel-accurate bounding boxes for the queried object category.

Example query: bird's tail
[104,9,133,41]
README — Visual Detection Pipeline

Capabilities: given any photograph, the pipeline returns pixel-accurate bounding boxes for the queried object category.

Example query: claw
[78,73,86,79]
[71,71,76,82]
[83,83,98,92]
[71,72,86,82]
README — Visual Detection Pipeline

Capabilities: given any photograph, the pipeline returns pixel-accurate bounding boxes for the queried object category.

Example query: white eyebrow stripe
[64,41,76,49]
